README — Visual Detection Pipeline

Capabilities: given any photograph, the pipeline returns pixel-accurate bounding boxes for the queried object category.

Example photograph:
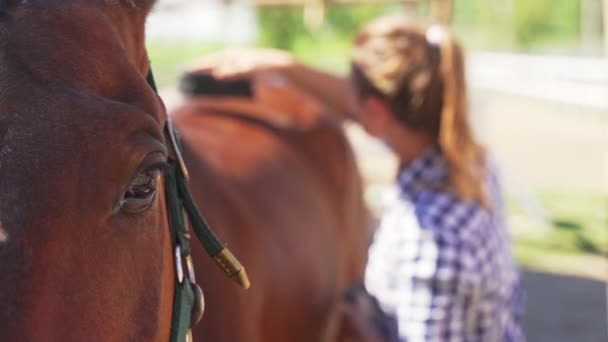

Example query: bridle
[146,70,250,342]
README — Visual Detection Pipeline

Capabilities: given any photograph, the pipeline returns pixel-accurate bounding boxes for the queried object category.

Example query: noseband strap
[146,70,250,342]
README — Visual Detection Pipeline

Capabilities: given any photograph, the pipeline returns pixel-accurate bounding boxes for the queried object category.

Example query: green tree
[257,7,307,50]
[513,0,580,49]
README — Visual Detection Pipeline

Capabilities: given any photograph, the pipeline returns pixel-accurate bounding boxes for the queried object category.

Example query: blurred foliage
[257,7,305,50]
[257,5,393,49]
[147,0,601,84]
[513,0,580,48]
[257,0,598,56]
[454,0,582,51]
[257,4,397,72]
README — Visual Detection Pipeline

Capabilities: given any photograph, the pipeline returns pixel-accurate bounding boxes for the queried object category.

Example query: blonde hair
[351,16,488,207]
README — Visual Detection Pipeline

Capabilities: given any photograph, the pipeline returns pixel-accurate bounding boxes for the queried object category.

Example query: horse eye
[120,168,162,214]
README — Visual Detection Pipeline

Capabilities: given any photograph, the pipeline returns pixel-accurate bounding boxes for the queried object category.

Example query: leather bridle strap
[164,160,199,342]
[146,70,250,342]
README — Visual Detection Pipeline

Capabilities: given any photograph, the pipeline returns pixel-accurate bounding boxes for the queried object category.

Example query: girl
[193,15,524,342]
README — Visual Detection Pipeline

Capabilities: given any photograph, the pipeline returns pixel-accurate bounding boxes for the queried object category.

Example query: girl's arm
[189,48,356,119]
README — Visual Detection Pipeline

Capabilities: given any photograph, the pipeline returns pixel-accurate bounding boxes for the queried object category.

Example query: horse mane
[0,0,156,10]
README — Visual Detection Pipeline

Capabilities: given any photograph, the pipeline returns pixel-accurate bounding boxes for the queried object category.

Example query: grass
[147,40,225,87]
[509,190,608,279]
[289,34,351,74]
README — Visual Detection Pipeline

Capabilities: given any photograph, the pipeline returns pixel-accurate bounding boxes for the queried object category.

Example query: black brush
[180,72,253,98]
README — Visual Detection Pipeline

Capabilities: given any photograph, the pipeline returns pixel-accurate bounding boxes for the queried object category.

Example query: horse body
[172,97,369,342]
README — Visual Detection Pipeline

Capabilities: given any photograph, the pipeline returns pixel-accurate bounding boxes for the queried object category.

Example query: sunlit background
[146,1,608,340]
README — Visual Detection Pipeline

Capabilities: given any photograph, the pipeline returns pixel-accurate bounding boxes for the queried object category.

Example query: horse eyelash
[142,161,170,174]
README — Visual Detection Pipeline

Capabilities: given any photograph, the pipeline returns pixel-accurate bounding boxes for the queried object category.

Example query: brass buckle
[174,245,184,284]
[185,255,196,282]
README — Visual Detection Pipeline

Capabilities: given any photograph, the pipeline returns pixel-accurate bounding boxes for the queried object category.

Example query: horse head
[0,1,176,340]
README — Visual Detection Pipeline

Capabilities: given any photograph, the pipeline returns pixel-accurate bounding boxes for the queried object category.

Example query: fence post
[430,0,452,25]
[604,0,608,56]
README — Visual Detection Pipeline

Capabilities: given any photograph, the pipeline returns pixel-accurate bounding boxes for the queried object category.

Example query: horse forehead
[6,5,142,79]
[0,1,162,207]
[1,2,165,123]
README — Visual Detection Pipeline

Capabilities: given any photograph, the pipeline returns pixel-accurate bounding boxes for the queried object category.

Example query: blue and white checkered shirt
[365,146,524,342]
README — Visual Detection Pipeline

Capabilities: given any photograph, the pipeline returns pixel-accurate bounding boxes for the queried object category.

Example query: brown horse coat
[0,1,176,340]
[171,96,370,342]
[0,1,368,340]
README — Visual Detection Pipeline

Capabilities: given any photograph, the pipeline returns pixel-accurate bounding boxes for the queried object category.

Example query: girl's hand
[253,76,324,119]
[339,291,387,342]
[188,48,295,80]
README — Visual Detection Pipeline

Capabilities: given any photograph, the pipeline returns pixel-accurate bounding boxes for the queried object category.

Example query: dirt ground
[523,270,607,342]
[471,90,608,193]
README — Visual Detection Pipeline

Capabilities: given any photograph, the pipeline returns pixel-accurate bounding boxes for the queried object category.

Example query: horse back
[172,100,369,342]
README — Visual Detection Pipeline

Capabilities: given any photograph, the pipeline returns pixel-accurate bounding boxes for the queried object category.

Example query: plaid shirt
[365,146,524,342]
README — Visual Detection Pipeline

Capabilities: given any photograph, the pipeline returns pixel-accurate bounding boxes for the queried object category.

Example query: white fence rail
[468,53,608,110]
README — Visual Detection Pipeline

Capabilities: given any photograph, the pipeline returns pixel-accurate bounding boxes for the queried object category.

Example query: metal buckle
[174,245,184,284]
[185,255,196,282]
[166,117,190,181]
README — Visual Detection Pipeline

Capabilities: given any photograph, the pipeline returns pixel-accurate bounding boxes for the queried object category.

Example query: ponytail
[432,26,489,207]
